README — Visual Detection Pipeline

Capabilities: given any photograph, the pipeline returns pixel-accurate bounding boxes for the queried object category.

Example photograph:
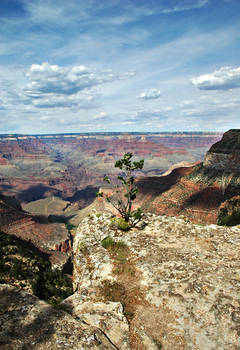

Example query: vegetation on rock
[218,209,240,226]
[110,217,131,231]
[101,236,127,250]
[217,196,240,226]
[65,222,76,231]
[97,152,144,227]
[0,231,73,305]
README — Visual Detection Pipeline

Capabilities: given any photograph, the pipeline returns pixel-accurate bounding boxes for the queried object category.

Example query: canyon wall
[0,132,221,205]
[0,194,72,268]
[136,130,240,224]
[204,129,240,172]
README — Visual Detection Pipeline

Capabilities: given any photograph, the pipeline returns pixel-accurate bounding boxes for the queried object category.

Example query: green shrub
[101,236,127,250]
[110,217,131,231]
[218,209,240,226]
[65,222,75,231]
[96,152,144,227]
[101,236,115,249]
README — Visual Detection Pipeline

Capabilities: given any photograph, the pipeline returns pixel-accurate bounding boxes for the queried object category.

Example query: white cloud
[191,66,240,90]
[25,62,127,96]
[23,0,93,25]
[25,1,65,23]
[0,62,135,118]
[31,92,98,109]
[137,88,161,100]
[98,0,209,25]
[160,0,209,14]
[1,62,135,111]
[130,108,168,123]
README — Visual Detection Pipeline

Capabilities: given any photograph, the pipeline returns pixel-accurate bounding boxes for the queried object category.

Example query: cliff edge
[0,194,72,268]
[137,129,240,224]
[204,129,240,172]
[68,212,240,350]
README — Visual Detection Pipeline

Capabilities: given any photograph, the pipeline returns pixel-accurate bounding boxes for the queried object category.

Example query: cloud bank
[25,63,130,96]
[0,62,132,111]
[191,66,240,90]
[0,0,240,133]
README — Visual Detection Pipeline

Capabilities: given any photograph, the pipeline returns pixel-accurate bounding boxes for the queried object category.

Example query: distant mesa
[0,194,72,269]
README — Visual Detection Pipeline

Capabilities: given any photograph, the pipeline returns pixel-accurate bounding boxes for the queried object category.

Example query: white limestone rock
[72,211,240,349]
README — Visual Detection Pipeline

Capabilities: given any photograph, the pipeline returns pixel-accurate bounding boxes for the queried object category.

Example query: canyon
[136,129,240,224]
[1,130,240,349]
[0,132,222,266]
[1,130,240,266]
[0,132,221,204]
[1,130,239,263]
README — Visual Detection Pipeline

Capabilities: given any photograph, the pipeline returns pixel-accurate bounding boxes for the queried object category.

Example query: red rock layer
[0,195,71,267]
[137,166,239,224]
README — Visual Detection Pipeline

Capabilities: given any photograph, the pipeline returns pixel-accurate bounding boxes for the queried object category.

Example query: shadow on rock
[67,185,99,207]
[0,284,118,350]
[17,184,60,203]
[0,285,72,350]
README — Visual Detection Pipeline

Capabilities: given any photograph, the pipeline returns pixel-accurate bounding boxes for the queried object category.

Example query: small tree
[97,152,144,227]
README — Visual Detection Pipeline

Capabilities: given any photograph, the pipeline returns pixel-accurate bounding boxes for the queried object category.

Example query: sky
[0,0,240,134]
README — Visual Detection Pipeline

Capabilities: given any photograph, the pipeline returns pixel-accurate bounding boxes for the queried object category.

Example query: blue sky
[0,0,240,134]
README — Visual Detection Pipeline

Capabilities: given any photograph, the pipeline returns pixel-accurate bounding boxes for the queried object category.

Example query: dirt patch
[98,237,161,349]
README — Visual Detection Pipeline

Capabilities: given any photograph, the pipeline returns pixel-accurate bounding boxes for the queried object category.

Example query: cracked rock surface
[0,284,117,350]
[72,212,240,350]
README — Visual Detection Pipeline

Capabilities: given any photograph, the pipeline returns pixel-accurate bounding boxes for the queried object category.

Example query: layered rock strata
[70,212,240,350]
[0,194,72,268]
[203,129,240,172]
[135,130,240,224]
[0,132,221,204]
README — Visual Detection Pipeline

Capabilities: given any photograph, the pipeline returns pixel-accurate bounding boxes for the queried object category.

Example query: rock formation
[69,211,240,350]
[136,129,240,224]
[0,194,72,268]
[1,130,240,350]
[0,132,221,205]
[204,129,240,172]
[0,284,118,349]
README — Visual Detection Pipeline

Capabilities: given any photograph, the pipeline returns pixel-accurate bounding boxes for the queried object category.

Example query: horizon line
[0,131,226,137]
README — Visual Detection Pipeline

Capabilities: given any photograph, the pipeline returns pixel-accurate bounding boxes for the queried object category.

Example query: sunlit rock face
[135,130,240,225]
[204,129,240,172]
[71,212,240,350]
